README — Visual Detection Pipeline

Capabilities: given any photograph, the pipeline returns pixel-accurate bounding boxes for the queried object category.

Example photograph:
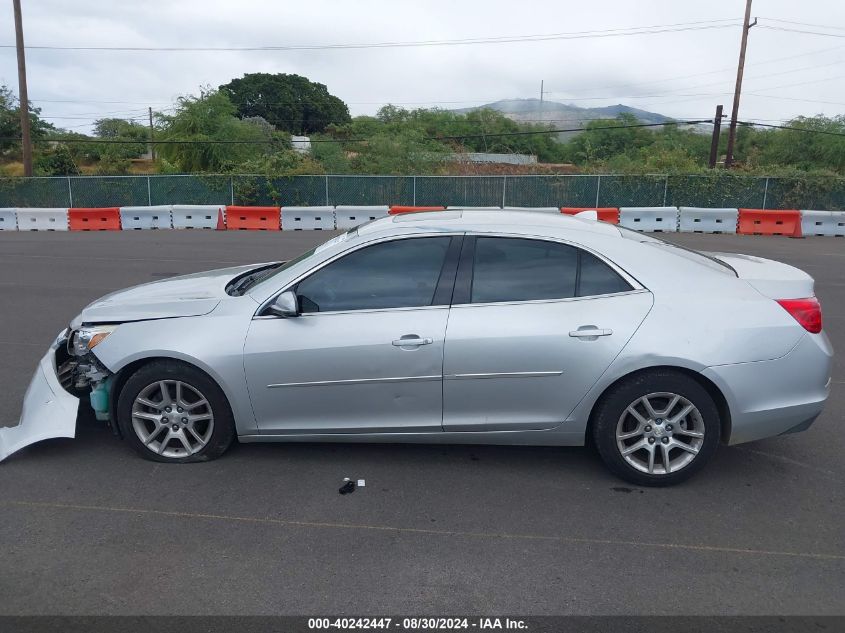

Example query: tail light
[776,297,822,333]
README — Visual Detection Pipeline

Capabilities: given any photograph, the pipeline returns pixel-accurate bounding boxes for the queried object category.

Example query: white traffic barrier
[281,206,336,231]
[0,208,17,231]
[619,207,679,232]
[502,206,560,213]
[800,210,845,237]
[171,204,223,229]
[334,205,389,230]
[119,205,172,230]
[678,207,738,234]
[15,208,69,231]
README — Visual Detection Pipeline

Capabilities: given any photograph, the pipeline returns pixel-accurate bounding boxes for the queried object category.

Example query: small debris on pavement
[339,478,355,495]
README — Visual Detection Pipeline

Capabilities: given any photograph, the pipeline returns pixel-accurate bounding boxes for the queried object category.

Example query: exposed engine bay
[57,326,118,423]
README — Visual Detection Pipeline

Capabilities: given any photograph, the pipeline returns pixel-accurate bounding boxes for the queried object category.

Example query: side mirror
[266,290,299,318]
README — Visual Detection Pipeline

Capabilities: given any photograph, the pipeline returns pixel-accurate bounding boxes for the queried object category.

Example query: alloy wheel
[615,392,705,475]
[131,380,214,458]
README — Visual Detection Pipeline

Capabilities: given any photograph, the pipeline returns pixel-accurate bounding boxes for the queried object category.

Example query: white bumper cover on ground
[0,345,79,462]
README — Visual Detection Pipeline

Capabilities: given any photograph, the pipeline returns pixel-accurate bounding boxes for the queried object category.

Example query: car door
[243,235,462,434]
[442,235,653,431]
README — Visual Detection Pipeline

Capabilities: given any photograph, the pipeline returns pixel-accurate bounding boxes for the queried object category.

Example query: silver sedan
[0,211,833,485]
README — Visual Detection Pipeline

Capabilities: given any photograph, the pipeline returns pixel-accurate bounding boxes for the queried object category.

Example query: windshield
[226,250,315,296]
[231,228,358,296]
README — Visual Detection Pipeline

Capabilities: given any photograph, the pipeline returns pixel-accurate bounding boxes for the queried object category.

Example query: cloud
[2,0,844,133]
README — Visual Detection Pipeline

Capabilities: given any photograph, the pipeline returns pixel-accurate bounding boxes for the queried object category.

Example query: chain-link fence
[2,174,844,209]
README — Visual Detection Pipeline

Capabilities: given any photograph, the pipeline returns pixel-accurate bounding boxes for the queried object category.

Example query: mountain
[453,98,673,138]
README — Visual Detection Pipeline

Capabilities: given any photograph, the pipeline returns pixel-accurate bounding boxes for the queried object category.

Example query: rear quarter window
[578,251,633,296]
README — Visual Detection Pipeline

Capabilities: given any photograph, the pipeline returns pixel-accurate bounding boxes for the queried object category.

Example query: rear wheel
[592,370,720,486]
[117,361,235,463]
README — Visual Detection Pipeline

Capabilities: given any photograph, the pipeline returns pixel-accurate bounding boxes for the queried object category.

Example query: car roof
[356,209,623,240]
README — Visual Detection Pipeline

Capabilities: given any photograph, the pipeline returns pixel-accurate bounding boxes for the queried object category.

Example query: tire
[591,370,720,486]
[116,360,235,463]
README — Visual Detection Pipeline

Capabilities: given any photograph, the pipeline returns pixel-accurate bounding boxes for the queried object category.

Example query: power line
[23,39,845,116]
[0,20,740,52]
[737,120,845,137]
[745,72,845,93]
[26,40,844,109]
[425,120,709,141]
[757,25,845,38]
[579,55,845,107]
[2,119,709,146]
[9,118,843,149]
[759,17,845,31]
[744,94,845,107]
[29,98,174,105]
[40,111,149,120]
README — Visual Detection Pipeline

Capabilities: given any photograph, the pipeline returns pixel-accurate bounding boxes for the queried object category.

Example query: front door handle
[392,335,433,347]
[569,327,613,338]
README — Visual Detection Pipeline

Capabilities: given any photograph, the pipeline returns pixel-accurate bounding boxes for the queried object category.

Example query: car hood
[70,263,263,327]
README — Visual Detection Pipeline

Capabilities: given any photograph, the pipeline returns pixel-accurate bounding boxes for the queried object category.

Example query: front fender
[90,311,258,435]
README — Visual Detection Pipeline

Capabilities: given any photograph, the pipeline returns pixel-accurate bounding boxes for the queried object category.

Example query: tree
[156,89,280,172]
[34,144,79,176]
[220,73,350,134]
[0,84,54,154]
[93,117,149,169]
[94,117,149,141]
[758,116,845,172]
[564,113,655,164]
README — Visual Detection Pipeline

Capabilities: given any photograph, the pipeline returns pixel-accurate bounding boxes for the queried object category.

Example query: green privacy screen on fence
[1,174,844,209]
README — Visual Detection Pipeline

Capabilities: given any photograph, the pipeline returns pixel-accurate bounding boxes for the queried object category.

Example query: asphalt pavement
[0,229,843,615]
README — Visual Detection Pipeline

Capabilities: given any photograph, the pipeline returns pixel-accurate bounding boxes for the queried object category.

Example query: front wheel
[116,360,235,463]
[591,370,720,486]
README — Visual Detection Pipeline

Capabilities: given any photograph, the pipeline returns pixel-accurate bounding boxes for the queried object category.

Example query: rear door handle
[569,327,613,338]
[392,336,434,347]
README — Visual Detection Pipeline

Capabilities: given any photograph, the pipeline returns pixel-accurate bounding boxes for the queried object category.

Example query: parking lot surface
[0,229,843,615]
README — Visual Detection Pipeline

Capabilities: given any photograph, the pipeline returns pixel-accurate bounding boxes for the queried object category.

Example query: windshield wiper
[227,263,283,296]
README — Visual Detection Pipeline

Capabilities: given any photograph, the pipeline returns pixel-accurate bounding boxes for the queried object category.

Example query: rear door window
[466,237,632,304]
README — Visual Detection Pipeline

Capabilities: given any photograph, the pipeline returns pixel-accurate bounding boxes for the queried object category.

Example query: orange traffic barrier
[738,209,802,237]
[224,206,280,231]
[68,207,121,231]
[388,206,446,215]
[561,207,620,224]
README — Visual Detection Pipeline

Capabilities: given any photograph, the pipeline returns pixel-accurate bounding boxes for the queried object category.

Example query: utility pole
[13,0,33,176]
[708,104,724,168]
[539,79,544,122]
[724,0,756,168]
[148,106,155,160]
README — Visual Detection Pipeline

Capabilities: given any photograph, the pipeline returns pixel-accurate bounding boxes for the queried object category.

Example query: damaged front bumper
[0,334,80,463]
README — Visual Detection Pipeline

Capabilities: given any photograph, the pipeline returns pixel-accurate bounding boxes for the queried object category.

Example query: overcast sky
[2,0,845,133]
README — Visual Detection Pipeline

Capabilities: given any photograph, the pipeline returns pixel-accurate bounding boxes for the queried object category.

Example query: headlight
[72,325,118,355]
